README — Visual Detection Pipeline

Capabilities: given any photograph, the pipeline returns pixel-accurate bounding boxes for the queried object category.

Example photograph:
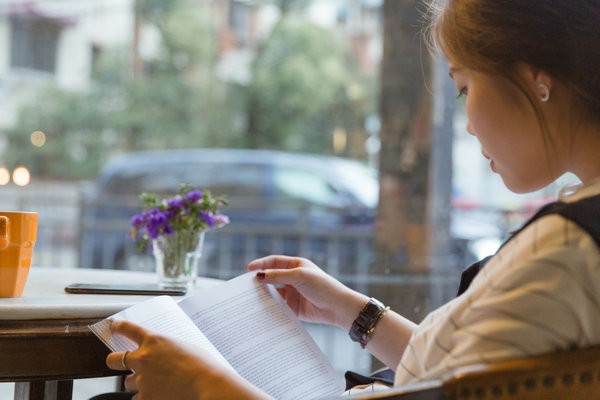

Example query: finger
[255,267,305,286]
[110,320,149,344]
[125,373,139,391]
[106,351,131,371]
[246,255,303,271]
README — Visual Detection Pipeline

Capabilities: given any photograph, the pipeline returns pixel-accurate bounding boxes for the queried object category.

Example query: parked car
[78,149,379,277]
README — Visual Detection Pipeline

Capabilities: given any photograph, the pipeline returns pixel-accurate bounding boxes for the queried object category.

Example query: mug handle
[0,216,8,249]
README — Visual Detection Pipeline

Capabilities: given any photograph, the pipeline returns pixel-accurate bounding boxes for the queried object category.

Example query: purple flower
[142,208,166,236]
[199,210,215,228]
[146,225,160,239]
[154,211,167,226]
[167,198,184,210]
[163,223,174,235]
[130,214,144,228]
[186,190,203,202]
[128,186,228,249]
[163,209,175,220]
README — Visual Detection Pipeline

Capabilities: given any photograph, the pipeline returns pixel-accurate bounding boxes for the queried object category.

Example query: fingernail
[256,272,266,280]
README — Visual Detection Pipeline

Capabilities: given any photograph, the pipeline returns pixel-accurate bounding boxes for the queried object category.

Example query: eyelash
[456,87,468,98]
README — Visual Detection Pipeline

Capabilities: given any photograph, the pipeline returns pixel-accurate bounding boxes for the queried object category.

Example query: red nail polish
[256,272,266,280]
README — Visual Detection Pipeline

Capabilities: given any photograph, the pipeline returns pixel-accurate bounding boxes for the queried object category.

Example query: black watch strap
[349,298,389,348]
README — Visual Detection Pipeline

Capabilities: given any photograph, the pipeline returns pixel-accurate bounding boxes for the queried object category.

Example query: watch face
[364,300,383,314]
[350,298,386,343]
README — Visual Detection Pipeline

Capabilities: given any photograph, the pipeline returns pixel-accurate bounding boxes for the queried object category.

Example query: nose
[466,121,476,136]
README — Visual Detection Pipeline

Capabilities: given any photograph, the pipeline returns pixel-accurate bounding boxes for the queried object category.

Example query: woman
[103,0,600,398]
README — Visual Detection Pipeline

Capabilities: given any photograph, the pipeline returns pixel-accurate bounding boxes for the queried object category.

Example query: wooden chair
[345,345,600,399]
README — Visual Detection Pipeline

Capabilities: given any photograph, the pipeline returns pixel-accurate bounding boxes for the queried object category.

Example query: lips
[482,152,496,171]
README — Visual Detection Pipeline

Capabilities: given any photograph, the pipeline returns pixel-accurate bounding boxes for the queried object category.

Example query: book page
[89,295,233,370]
[179,272,344,400]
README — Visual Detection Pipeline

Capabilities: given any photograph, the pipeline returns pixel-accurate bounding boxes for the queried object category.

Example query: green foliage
[157,3,216,66]
[135,0,181,21]
[3,0,376,179]
[4,86,113,178]
[245,17,374,153]
[271,0,313,15]
[4,0,241,179]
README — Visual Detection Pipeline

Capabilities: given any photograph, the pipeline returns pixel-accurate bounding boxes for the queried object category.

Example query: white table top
[0,267,223,320]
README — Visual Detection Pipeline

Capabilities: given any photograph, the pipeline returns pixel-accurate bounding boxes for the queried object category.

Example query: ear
[515,62,553,98]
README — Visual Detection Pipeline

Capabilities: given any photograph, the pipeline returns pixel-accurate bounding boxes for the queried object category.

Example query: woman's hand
[106,321,270,400]
[247,255,417,369]
[246,255,369,330]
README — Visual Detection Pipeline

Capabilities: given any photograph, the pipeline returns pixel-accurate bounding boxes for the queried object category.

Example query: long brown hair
[426,0,600,125]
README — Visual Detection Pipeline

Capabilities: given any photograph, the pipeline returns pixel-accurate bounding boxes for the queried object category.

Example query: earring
[538,83,550,102]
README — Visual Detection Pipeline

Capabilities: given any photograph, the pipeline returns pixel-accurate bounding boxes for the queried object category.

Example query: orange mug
[0,211,38,297]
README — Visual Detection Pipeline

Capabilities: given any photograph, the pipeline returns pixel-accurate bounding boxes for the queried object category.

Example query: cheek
[464,94,487,138]
[464,89,512,143]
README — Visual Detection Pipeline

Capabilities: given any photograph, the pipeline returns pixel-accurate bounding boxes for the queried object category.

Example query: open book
[89,272,344,400]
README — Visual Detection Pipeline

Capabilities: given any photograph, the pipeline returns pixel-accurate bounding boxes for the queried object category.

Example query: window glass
[0,0,473,381]
[274,167,338,206]
[102,161,267,198]
[184,163,267,198]
[11,16,60,72]
[330,161,379,208]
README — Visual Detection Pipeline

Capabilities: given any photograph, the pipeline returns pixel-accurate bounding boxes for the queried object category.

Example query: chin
[500,175,549,194]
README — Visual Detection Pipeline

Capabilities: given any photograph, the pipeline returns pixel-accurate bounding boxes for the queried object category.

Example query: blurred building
[0,0,382,125]
[0,0,135,130]
[214,0,383,83]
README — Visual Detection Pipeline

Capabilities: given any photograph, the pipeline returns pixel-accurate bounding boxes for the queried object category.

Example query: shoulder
[508,179,600,254]
[490,186,600,274]
[505,211,598,257]
[475,212,599,291]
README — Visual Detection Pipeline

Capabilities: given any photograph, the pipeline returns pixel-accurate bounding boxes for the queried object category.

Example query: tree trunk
[132,0,144,78]
[370,0,455,333]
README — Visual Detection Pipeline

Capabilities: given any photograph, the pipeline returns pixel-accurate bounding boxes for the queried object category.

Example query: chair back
[442,345,600,399]
[343,345,600,399]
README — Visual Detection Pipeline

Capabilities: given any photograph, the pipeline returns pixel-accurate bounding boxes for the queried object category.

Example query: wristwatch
[349,298,389,348]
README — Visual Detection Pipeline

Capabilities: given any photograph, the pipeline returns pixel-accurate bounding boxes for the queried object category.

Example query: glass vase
[152,231,205,289]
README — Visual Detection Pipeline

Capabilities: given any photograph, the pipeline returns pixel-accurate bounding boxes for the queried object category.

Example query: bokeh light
[12,166,30,186]
[0,168,9,185]
[30,130,46,147]
[333,127,347,154]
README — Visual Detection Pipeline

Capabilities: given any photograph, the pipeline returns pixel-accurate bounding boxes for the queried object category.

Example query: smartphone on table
[64,283,186,296]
